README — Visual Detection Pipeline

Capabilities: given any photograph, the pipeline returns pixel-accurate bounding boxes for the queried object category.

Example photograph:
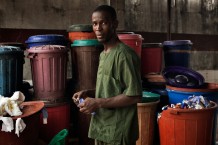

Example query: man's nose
[96,24,102,30]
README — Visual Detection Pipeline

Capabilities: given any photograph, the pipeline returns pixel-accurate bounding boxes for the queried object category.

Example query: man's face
[92,11,117,43]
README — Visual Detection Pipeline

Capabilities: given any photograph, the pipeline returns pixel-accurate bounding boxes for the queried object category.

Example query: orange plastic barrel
[141,43,163,75]
[27,45,68,104]
[118,33,143,58]
[159,102,217,145]
[39,102,70,144]
[0,101,44,145]
[137,100,159,145]
[67,24,96,43]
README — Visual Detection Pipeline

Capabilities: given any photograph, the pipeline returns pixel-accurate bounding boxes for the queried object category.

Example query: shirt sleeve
[118,52,142,96]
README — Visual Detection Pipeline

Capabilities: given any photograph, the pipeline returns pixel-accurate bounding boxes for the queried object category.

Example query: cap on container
[162,66,205,88]
[25,34,69,48]
[67,24,93,32]
[163,40,192,46]
[71,39,102,47]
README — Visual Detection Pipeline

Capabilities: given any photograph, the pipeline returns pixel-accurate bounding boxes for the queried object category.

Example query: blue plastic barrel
[25,34,69,48]
[0,46,24,97]
[166,83,218,104]
[163,40,192,67]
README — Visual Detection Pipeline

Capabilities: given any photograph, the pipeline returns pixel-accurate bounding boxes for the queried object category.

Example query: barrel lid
[142,43,163,48]
[27,45,68,53]
[163,40,192,46]
[12,101,44,119]
[117,32,135,34]
[0,45,22,51]
[118,33,143,40]
[67,24,93,32]
[71,39,102,47]
[142,91,160,103]
[162,66,205,88]
[0,42,26,50]
[25,34,67,44]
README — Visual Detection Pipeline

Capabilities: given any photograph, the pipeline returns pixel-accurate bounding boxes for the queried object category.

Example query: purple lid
[162,66,205,88]
[163,40,192,46]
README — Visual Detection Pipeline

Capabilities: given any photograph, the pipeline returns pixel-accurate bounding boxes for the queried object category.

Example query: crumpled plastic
[0,116,14,132]
[15,118,26,137]
[0,91,25,116]
[0,91,26,137]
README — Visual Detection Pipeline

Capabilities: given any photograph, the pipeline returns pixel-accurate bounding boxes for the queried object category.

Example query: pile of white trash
[0,91,26,137]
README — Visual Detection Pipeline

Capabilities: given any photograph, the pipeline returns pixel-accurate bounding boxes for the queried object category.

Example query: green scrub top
[88,42,142,145]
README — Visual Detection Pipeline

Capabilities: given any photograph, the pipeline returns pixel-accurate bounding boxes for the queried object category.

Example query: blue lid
[163,40,192,46]
[25,34,68,44]
[71,39,102,47]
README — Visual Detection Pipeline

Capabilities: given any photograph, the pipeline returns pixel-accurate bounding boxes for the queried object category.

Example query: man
[72,5,142,145]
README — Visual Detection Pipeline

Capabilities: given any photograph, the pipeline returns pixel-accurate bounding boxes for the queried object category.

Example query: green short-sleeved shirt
[88,42,142,145]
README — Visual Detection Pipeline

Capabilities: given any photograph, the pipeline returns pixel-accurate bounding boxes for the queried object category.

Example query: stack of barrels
[67,24,103,145]
[25,34,70,144]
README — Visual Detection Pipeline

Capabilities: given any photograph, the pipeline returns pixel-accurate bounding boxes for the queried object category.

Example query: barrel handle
[27,53,37,58]
[170,110,179,115]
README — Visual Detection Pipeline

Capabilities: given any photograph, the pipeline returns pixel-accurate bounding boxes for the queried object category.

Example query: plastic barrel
[141,43,163,75]
[67,24,96,43]
[118,33,143,58]
[27,45,68,104]
[166,83,218,145]
[0,42,26,50]
[0,46,24,97]
[39,103,70,144]
[0,101,44,145]
[163,40,192,67]
[71,39,103,145]
[159,101,217,145]
[166,83,218,104]
[70,39,103,91]
[137,100,159,145]
[25,34,69,48]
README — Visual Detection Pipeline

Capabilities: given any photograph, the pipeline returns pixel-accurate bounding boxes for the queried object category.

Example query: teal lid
[71,39,102,47]
[67,24,93,32]
[142,91,160,103]
[0,46,22,51]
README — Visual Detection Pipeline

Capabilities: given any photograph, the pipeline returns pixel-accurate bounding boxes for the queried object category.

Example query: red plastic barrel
[39,103,70,144]
[118,33,143,57]
[0,101,44,145]
[141,43,163,75]
[27,45,68,104]
[159,102,217,145]
[67,24,96,43]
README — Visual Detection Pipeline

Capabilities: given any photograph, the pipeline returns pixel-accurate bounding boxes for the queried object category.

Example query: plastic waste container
[25,34,69,48]
[141,43,163,75]
[118,33,143,58]
[137,100,159,145]
[27,45,68,104]
[0,46,24,97]
[159,101,217,145]
[163,40,192,67]
[67,24,96,42]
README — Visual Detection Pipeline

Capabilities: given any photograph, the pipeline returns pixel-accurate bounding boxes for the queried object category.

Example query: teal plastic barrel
[0,46,24,97]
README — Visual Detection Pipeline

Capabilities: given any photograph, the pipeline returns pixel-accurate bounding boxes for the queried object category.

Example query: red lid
[118,34,143,40]
[12,101,44,119]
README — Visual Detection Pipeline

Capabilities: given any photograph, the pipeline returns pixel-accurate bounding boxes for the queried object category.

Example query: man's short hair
[93,5,117,21]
